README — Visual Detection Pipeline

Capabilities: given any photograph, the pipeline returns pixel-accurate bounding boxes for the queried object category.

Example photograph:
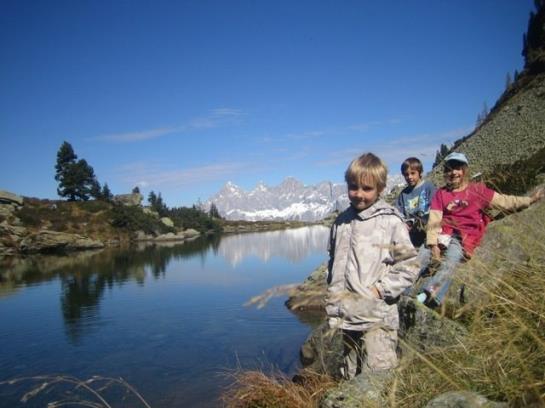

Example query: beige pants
[341,327,398,380]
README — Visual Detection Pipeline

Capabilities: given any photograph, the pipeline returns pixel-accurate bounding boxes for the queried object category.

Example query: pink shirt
[431,183,495,255]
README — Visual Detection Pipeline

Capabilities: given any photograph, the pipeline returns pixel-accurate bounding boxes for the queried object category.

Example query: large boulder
[285,263,328,312]
[113,193,143,207]
[20,230,104,253]
[0,221,28,256]
[321,368,392,408]
[160,217,174,227]
[0,190,23,206]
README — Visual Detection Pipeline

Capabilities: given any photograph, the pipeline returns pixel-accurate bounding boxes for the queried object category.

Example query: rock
[0,190,24,206]
[183,228,200,238]
[398,296,467,351]
[300,321,343,376]
[154,232,178,241]
[160,217,174,227]
[142,207,158,217]
[321,368,392,408]
[113,193,143,206]
[285,263,328,312]
[0,221,28,256]
[20,230,104,253]
[425,391,508,408]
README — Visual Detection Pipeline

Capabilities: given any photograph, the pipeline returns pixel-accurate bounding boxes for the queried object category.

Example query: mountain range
[203,175,405,222]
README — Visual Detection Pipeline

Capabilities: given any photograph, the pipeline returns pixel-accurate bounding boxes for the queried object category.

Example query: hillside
[430,72,545,194]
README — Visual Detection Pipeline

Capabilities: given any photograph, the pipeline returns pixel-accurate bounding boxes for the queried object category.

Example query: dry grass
[221,369,336,408]
[0,375,151,408]
[393,205,545,407]
[229,202,545,407]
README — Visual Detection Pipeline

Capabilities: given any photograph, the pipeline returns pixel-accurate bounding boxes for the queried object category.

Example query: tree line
[54,141,222,227]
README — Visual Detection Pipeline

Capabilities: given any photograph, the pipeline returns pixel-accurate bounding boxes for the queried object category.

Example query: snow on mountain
[203,175,405,222]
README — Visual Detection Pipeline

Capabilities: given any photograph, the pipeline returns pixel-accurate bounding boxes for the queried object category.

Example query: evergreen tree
[432,143,450,168]
[522,0,545,73]
[209,203,221,219]
[132,186,140,194]
[505,72,513,90]
[148,191,158,208]
[90,179,102,200]
[101,183,113,201]
[54,141,98,201]
[476,102,489,127]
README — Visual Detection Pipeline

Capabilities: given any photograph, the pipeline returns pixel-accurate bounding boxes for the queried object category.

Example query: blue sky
[0,0,535,207]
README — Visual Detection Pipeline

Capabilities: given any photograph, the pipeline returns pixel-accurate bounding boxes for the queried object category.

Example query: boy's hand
[370,286,382,299]
[530,187,545,204]
[431,245,441,260]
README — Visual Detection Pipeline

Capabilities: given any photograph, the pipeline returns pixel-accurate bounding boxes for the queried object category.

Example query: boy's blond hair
[345,152,388,192]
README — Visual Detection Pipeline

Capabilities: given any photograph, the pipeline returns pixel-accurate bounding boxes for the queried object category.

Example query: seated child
[326,153,419,379]
[395,157,437,247]
[417,152,544,306]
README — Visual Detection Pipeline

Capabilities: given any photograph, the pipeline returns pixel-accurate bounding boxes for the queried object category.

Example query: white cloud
[93,108,245,143]
[114,161,251,189]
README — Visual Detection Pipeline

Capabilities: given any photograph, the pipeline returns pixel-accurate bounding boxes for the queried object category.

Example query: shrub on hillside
[109,204,174,235]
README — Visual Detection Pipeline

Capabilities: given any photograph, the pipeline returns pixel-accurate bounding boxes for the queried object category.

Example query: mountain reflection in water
[0,226,329,408]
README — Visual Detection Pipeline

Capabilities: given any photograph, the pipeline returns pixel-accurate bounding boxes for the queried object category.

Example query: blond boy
[326,153,419,379]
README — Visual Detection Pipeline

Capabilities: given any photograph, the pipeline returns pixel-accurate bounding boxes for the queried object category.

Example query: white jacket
[326,199,419,331]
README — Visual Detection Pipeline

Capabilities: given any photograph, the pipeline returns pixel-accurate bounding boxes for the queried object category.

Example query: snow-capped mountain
[203,175,405,222]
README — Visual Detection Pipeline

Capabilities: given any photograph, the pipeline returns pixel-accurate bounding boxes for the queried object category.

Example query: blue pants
[420,237,465,304]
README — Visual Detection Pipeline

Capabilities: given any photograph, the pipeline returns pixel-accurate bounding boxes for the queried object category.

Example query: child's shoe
[416,292,427,304]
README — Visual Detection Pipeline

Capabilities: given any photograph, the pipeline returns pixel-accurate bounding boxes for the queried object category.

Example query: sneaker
[416,293,427,303]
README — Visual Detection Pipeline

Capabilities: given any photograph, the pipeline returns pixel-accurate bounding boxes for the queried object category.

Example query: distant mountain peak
[204,175,405,222]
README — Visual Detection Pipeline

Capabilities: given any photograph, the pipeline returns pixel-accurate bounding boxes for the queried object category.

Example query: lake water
[0,226,329,408]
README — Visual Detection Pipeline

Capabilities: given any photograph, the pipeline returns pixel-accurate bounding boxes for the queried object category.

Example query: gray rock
[160,217,174,227]
[321,368,392,408]
[183,228,200,238]
[113,193,143,206]
[286,263,328,312]
[0,190,23,206]
[300,321,343,376]
[398,296,467,351]
[425,391,508,408]
[20,230,104,253]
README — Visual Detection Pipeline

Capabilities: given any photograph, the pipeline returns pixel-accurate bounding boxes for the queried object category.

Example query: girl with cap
[416,152,544,307]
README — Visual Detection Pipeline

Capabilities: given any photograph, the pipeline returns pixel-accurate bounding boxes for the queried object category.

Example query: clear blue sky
[0,0,535,207]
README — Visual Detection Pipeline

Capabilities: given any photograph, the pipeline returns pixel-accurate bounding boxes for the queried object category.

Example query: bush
[109,204,174,235]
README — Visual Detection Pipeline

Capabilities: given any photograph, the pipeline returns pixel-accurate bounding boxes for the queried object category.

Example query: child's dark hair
[401,157,423,175]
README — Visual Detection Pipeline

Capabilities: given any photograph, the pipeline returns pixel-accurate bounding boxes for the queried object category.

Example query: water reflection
[0,226,328,343]
[0,226,329,407]
[218,226,329,266]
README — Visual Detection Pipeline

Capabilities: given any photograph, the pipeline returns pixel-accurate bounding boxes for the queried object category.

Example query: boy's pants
[341,327,398,380]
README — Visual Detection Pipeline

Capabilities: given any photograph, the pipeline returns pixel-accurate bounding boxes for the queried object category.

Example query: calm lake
[0,225,329,408]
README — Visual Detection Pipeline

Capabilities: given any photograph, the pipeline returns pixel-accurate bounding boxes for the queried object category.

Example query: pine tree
[148,191,158,207]
[54,141,98,201]
[522,0,545,73]
[101,183,113,201]
[132,186,140,194]
[90,179,102,200]
[505,72,513,90]
[209,203,221,219]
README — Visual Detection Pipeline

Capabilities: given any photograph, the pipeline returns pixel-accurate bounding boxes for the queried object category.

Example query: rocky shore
[0,191,202,257]
[285,197,544,407]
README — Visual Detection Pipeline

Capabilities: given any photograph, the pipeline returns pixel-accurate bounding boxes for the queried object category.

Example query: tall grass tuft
[221,369,336,408]
[394,203,545,407]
